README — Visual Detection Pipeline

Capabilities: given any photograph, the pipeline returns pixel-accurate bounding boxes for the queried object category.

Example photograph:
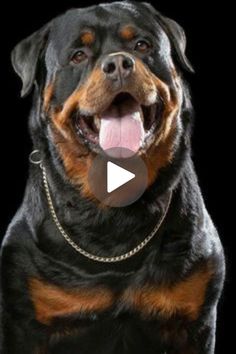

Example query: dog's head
[11,1,193,198]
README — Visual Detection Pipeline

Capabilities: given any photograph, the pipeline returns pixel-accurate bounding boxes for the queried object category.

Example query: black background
[0,0,232,352]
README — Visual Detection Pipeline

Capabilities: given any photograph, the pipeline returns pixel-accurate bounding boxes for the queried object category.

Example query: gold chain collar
[30,150,172,263]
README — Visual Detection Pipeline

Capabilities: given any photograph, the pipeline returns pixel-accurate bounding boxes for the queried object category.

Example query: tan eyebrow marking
[120,25,136,40]
[80,31,95,46]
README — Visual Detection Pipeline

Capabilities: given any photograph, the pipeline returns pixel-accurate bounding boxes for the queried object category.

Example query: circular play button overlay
[88,147,148,207]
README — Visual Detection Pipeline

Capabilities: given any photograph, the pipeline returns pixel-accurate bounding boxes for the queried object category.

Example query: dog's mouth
[74,92,162,156]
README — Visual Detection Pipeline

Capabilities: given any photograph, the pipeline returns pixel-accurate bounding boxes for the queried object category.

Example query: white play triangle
[107,161,135,193]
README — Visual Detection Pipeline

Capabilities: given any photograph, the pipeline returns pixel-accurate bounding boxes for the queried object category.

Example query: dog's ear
[142,3,194,73]
[156,14,194,73]
[11,23,51,98]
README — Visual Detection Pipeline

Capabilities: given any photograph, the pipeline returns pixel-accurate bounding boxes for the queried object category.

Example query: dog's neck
[25,151,177,262]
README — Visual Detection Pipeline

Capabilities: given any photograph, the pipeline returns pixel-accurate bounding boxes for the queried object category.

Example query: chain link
[41,165,172,263]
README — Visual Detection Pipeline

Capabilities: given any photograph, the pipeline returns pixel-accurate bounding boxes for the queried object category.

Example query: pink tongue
[99,103,144,157]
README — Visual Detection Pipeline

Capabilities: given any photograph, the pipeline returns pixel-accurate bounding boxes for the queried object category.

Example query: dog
[0,1,225,353]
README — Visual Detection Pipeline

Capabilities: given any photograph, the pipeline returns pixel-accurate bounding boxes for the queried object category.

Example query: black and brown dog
[0,1,225,353]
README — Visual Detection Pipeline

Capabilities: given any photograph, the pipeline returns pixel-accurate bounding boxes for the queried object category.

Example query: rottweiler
[0,1,225,353]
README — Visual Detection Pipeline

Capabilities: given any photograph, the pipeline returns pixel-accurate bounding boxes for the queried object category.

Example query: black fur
[0,1,225,353]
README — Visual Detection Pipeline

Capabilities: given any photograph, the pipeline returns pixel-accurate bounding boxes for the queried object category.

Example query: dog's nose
[102,53,135,81]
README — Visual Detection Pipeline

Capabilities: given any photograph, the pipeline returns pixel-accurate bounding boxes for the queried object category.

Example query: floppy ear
[142,3,194,73]
[11,23,51,97]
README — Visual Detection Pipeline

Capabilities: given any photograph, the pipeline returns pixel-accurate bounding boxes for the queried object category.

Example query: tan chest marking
[122,265,213,321]
[29,278,115,325]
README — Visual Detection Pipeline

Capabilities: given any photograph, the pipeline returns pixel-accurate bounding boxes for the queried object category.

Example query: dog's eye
[71,50,87,64]
[134,40,151,53]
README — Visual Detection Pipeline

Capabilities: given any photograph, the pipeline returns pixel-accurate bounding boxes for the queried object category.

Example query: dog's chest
[29,263,211,327]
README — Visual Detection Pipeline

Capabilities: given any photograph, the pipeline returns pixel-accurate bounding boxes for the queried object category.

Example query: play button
[107,161,135,193]
[88,147,148,207]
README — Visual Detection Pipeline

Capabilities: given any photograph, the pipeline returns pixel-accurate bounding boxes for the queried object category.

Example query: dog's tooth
[140,108,144,123]
[94,116,101,130]
[146,90,157,105]
[132,110,142,122]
